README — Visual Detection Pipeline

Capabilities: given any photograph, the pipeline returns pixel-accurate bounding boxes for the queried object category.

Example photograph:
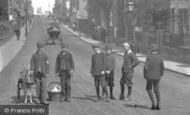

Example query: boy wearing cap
[30,41,50,105]
[103,45,116,100]
[55,43,74,102]
[144,44,164,110]
[120,42,139,101]
[91,45,109,102]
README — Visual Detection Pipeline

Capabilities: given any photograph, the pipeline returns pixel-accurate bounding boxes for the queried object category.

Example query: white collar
[152,51,158,54]
[127,50,132,54]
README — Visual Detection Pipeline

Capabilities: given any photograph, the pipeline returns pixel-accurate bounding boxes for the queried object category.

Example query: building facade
[170,0,190,35]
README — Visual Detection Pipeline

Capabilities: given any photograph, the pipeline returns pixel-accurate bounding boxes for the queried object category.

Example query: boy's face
[105,49,111,54]
[124,45,129,51]
[94,48,101,54]
[61,47,67,52]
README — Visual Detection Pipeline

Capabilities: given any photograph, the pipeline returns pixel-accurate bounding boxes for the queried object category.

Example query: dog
[19,66,35,104]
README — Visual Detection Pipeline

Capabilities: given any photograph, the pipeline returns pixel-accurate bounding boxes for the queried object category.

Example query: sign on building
[76,0,88,19]
[0,0,9,21]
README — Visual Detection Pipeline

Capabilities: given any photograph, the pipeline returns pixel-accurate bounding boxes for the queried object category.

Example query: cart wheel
[17,84,21,99]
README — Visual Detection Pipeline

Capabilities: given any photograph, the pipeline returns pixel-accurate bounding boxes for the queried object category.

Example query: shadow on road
[11,96,24,104]
[11,96,39,104]
[72,95,97,102]
[124,104,150,110]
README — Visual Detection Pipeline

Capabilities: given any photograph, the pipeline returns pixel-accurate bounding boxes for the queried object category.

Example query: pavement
[62,24,190,77]
[0,17,190,115]
[0,21,33,72]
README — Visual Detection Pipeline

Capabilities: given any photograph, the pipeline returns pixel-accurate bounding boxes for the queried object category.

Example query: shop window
[179,8,189,32]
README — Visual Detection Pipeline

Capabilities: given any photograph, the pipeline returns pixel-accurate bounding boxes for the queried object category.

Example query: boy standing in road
[91,45,109,102]
[119,42,139,101]
[104,45,116,100]
[30,41,50,105]
[55,43,75,102]
[144,44,164,110]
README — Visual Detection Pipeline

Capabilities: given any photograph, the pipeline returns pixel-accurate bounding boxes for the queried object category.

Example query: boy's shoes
[34,99,41,104]
[119,95,125,100]
[65,98,71,102]
[95,97,101,102]
[151,105,161,110]
[41,101,50,105]
[104,96,110,102]
[110,95,115,100]
[155,105,161,110]
[126,96,131,101]
[104,98,110,102]
[151,105,156,110]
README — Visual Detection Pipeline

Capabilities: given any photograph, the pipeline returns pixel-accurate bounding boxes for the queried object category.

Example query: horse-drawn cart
[47,26,61,44]
[46,21,62,44]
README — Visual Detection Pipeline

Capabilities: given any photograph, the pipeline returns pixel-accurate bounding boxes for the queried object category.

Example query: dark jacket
[55,51,74,73]
[122,51,139,73]
[104,53,115,71]
[144,52,164,80]
[91,53,106,76]
[30,51,50,77]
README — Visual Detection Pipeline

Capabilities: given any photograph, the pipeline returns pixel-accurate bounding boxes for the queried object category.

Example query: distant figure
[55,43,75,102]
[72,22,77,31]
[144,44,164,110]
[101,27,107,43]
[30,41,50,105]
[91,45,109,102]
[14,22,20,40]
[119,42,139,101]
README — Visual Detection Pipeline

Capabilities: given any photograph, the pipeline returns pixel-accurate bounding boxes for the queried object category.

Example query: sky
[32,0,55,14]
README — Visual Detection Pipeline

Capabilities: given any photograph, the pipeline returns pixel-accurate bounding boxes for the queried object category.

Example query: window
[170,8,175,32]
[178,8,189,32]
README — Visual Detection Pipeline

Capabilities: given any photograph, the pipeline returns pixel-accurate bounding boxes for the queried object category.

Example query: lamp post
[126,0,137,53]
[25,0,28,36]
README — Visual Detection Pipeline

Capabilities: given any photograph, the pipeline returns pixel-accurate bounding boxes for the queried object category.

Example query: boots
[147,90,156,110]
[119,83,125,100]
[96,87,101,102]
[126,86,132,101]
[103,87,109,102]
[110,87,115,100]
[155,88,161,110]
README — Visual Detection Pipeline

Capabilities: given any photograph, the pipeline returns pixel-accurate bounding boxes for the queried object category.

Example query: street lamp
[126,0,138,53]
[25,0,28,36]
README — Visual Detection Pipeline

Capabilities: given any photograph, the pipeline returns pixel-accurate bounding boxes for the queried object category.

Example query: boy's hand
[101,71,105,75]
[106,70,110,74]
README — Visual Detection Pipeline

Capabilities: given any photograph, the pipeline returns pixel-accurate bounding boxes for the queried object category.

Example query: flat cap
[60,42,69,48]
[123,42,130,48]
[37,41,45,48]
[105,45,112,50]
[150,44,158,51]
[92,45,100,49]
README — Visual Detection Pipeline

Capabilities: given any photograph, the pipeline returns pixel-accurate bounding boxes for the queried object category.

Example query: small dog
[19,67,35,104]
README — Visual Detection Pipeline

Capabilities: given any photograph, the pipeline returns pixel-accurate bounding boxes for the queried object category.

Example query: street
[0,17,190,115]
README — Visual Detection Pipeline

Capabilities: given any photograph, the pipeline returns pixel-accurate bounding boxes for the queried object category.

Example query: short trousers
[120,72,134,86]
[105,71,114,87]
[94,75,107,88]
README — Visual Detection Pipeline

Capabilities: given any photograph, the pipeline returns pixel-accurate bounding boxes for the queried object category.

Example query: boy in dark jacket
[30,41,50,105]
[144,44,164,110]
[55,43,75,102]
[120,42,139,101]
[91,45,109,102]
[104,45,116,100]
